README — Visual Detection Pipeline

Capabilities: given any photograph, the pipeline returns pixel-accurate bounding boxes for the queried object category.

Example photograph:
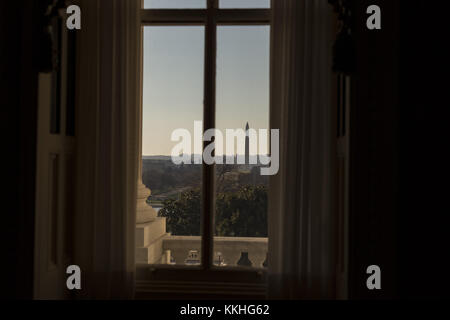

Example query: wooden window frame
[136,0,272,294]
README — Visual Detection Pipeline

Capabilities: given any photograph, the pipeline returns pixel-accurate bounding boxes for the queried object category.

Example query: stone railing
[134,186,268,267]
[136,161,269,267]
[162,236,268,268]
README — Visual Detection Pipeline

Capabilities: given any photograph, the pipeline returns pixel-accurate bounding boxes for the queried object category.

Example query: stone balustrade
[134,184,268,267]
[162,236,268,267]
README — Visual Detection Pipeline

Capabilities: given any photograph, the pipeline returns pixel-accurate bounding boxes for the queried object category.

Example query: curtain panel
[74,0,141,299]
[269,0,336,299]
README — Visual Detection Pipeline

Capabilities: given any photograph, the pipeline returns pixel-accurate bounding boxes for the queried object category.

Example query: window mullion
[201,0,218,270]
[140,9,207,24]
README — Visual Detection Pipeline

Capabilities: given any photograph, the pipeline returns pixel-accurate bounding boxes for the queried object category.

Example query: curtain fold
[268,0,336,299]
[74,0,141,299]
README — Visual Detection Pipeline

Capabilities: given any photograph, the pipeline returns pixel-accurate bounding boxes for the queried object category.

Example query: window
[139,0,271,279]
[214,26,270,268]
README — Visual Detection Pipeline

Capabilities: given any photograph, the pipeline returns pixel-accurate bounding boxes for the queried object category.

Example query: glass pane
[219,0,270,9]
[214,26,270,268]
[142,26,204,266]
[144,0,206,9]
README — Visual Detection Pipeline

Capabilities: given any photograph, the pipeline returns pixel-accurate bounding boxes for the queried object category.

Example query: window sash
[141,9,271,25]
[140,0,271,272]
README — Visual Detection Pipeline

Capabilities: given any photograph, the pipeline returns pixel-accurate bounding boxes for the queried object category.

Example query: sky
[142,1,270,156]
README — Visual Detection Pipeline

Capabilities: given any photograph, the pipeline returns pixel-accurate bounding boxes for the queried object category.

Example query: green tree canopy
[158,188,201,236]
[216,185,268,237]
[158,186,267,237]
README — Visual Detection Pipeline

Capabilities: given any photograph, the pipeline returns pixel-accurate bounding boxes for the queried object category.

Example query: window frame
[137,0,272,292]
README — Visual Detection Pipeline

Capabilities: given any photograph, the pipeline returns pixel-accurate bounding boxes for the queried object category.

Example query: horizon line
[143,154,270,157]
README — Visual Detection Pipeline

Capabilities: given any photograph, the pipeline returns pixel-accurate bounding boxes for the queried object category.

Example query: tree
[158,188,201,236]
[216,185,267,237]
[159,185,268,237]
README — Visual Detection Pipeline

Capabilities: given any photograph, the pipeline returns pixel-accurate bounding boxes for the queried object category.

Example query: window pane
[142,27,204,266]
[219,0,270,9]
[143,0,206,9]
[214,26,270,268]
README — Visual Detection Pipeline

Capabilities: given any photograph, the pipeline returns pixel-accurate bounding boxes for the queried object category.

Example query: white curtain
[268,0,336,299]
[74,0,141,299]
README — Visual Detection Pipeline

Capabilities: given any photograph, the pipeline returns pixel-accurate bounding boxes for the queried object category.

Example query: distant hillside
[143,154,269,164]
[142,155,172,161]
[142,155,268,203]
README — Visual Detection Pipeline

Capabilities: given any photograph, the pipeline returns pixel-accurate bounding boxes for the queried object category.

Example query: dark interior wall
[349,0,450,299]
[0,0,38,299]
[397,2,450,299]
[349,0,400,299]
[1,0,24,298]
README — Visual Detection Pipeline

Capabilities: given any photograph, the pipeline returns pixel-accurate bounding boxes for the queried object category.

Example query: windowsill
[135,220,268,297]
[135,264,268,299]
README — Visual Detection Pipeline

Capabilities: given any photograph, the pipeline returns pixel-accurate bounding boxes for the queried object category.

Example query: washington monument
[245,122,250,165]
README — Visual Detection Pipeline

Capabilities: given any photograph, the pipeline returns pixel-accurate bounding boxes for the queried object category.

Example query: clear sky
[142,1,270,156]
